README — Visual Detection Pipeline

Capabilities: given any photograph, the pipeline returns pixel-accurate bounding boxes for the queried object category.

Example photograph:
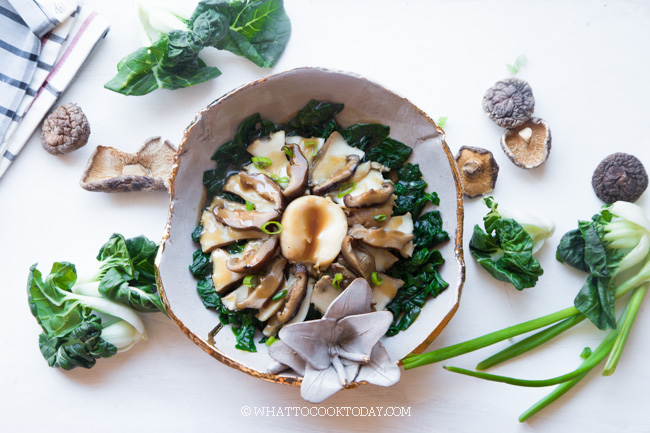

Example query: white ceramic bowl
[156,67,465,387]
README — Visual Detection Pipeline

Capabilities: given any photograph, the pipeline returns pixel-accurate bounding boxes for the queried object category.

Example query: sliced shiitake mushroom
[211,249,248,294]
[310,275,340,315]
[310,131,364,195]
[343,181,395,208]
[199,197,266,253]
[346,195,395,228]
[330,259,357,290]
[348,224,414,251]
[361,244,399,272]
[211,196,281,231]
[223,173,276,212]
[340,236,376,280]
[240,172,288,211]
[276,264,310,324]
[282,143,309,198]
[311,155,360,195]
[371,274,404,311]
[236,256,287,310]
[225,237,279,273]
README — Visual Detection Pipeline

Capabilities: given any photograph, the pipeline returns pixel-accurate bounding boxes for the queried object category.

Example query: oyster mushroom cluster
[197,130,416,339]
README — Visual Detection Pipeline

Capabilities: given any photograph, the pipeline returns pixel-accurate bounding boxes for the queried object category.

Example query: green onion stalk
[401,201,650,422]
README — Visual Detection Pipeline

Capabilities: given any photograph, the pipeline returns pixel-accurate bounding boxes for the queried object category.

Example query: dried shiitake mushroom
[80,136,176,192]
[592,153,648,203]
[483,78,535,128]
[41,103,90,155]
[500,117,551,169]
[455,146,499,198]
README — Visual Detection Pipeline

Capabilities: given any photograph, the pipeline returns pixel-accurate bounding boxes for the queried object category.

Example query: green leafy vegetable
[364,137,412,169]
[339,123,390,151]
[203,113,273,196]
[106,0,291,95]
[386,213,449,336]
[285,99,344,138]
[393,163,439,218]
[401,201,650,422]
[436,116,448,129]
[469,197,554,291]
[28,262,147,370]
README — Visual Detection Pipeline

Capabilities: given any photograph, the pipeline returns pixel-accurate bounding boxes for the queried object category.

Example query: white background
[1,0,649,432]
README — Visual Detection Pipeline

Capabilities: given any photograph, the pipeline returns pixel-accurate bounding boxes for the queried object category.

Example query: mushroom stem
[519,127,533,144]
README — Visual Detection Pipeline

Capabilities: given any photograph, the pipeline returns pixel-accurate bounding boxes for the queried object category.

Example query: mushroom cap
[41,103,90,155]
[79,137,177,192]
[455,146,499,198]
[279,195,348,269]
[482,78,535,128]
[500,117,551,169]
[592,152,648,203]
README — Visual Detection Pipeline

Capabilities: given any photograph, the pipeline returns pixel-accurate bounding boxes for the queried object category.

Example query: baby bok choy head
[28,262,147,370]
[469,196,556,290]
[557,201,650,330]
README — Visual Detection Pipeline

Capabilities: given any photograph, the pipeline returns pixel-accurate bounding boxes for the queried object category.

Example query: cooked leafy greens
[469,197,554,291]
[393,163,439,218]
[105,0,291,96]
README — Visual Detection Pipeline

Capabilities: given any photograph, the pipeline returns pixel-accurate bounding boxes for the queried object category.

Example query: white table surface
[2,1,649,432]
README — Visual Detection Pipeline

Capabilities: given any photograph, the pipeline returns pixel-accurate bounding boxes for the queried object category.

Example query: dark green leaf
[96,234,134,280]
[196,277,220,308]
[125,235,159,284]
[364,138,412,169]
[339,123,390,151]
[190,248,212,278]
[27,263,83,337]
[196,0,291,68]
[397,163,424,182]
[38,316,116,370]
[104,33,221,96]
[414,211,449,248]
[286,99,344,137]
[556,228,589,272]
[574,275,616,330]
[191,225,203,243]
[469,220,543,291]
[98,268,164,313]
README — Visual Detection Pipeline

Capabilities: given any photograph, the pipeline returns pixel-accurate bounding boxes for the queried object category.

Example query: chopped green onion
[252,156,272,169]
[337,182,357,198]
[270,174,290,185]
[303,139,319,156]
[282,145,293,158]
[371,271,383,285]
[437,116,448,129]
[245,201,255,211]
[580,347,592,360]
[243,275,259,287]
[272,289,287,301]
[261,221,283,235]
[332,273,343,290]
[506,54,528,75]
[265,336,278,346]
[374,214,387,222]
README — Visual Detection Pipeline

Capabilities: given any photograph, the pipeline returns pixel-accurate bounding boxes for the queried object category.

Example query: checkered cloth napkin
[0,0,110,179]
